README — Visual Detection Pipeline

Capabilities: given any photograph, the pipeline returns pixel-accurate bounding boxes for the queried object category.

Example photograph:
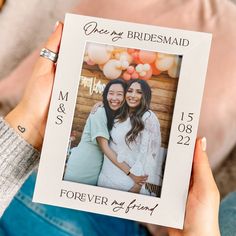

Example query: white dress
[97,110,163,196]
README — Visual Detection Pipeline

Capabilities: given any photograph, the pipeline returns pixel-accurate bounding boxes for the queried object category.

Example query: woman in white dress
[98,79,163,196]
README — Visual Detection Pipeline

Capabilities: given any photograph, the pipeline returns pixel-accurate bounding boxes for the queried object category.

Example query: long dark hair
[103,78,127,132]
[117,79,152,144]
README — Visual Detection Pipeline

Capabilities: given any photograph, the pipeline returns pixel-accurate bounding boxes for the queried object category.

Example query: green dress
[64,107,109,185]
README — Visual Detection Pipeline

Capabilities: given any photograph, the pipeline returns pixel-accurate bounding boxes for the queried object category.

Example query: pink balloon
[86,59,96,65]
[127,66,135,74]
[139,50,156,64]
[131,71,139,79]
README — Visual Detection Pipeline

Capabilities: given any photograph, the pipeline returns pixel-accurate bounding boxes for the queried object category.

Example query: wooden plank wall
[71,64,178,149]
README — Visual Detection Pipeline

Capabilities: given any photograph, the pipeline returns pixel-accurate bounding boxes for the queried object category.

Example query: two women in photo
[64,78,163,196]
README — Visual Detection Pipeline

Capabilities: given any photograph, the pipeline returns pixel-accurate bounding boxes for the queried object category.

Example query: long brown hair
[117,79,152,144]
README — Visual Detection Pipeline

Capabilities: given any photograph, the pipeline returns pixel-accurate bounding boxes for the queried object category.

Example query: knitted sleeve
[0,117,39,217]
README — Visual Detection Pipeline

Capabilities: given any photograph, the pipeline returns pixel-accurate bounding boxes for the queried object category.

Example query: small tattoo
[17,125,26,133]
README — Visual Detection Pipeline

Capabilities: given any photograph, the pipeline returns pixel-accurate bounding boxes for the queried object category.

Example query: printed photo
[62,42,182,198]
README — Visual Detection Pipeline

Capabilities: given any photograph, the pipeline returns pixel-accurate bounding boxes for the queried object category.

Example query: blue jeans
[0,172,148,236]
[219,191,236,236]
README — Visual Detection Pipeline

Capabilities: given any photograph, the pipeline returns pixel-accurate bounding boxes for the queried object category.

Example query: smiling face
[107,84,124,111]
[125,82,143,109]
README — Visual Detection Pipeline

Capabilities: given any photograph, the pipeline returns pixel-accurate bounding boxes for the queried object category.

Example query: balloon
[87,44,112,64]
[135,63,152,79]
[123,65,139,79]
[127,66,135,74]
[143,63,151,71]
[168,56,182,78]
[140,68,153,80]
[132,51,142,64]
[135,64,144,73]
[106,45,114,53]
[139,50,156,64]
[86,59,96,65]
[131,71,139,79]
[150,63,161,75]
[115,60,122,69]
[127,48,141,64]
[127,48,136,54]
[168,65,179,78]
[139,71,146,77]
[103,59,122,79]
[116,51,133,64]
[84,55,89,62]
[122,71,131,80]
[155,53,175,71]
[120,60,129,70]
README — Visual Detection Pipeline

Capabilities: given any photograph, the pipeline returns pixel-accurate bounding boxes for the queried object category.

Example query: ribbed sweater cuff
[0,117,40,217]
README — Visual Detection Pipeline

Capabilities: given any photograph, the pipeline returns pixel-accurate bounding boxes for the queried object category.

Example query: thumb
[191,138,218,193]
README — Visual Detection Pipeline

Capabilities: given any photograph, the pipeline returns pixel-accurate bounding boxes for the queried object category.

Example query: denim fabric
[219,191,236,236]
[0,172,148,236]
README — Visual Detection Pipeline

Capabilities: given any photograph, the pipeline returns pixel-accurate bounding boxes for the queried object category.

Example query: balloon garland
[84,43,181,80]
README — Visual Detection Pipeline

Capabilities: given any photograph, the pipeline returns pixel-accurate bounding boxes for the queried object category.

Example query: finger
[140,177,147,182]
[44,21,63,54]
[192,138,217,190]
[34,22,64,75]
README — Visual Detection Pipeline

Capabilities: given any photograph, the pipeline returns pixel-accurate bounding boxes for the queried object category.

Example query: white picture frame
[33,13,212,229]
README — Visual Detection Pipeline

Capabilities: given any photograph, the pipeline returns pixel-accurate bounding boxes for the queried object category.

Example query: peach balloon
[139,50,156,64]
[103,59,122,79]
[168,65,179,78]
[87,44,112,64]
[168,56,182,78]
[122,71,131,81]
[150,63,161,75]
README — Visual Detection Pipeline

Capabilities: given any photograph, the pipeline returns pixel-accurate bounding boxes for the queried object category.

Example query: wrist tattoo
[17,125,26,133]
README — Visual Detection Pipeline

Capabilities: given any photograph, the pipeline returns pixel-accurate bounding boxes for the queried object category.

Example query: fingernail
[53,21,60,32]
[201,137,207,152]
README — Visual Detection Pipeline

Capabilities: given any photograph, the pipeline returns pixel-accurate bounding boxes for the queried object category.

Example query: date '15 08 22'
[177,112,194,146]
